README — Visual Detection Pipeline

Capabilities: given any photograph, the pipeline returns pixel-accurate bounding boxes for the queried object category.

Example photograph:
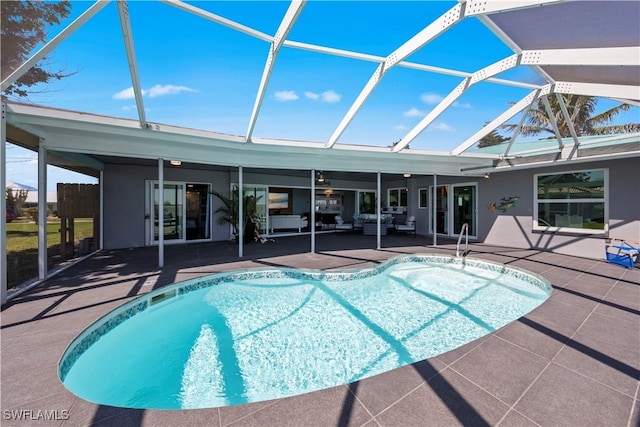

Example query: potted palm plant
[210,185,260,242]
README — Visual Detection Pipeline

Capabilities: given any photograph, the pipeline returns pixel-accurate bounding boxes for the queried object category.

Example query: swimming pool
[59,254,551,410]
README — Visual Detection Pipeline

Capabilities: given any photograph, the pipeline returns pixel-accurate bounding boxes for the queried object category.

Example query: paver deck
[2,233,638,426]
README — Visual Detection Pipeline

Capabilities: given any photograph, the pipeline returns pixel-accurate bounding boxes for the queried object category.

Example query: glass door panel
[244,186,268,234]
[153,183,184,241]
[436,185,448,234]
[453,185,476,236]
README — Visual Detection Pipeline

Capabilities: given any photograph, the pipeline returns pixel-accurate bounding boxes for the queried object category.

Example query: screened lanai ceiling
[2,0,639,176]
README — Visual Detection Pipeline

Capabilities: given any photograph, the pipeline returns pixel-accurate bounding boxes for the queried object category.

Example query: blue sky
[6,1,639,190]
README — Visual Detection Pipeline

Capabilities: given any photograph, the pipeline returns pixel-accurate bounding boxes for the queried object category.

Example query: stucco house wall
[479,158,639,261]
[103,164,230,249]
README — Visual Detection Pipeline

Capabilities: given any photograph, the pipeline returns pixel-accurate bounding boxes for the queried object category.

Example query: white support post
[99,170,104,250]
[238,166,243,258]
[376,172,381,250]
[38,141,47,280]
[158,158,164,268]
[433,174,437,247]
[1,102,6,305]
[311,169,316,254]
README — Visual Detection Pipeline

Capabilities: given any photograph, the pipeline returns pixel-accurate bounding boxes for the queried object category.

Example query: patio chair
[395,215,416,236]
[334,215,353,231]
[605,238,639,269]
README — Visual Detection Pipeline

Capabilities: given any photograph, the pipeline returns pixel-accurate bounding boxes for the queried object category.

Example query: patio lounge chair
[605,238,639,269]
[334,215,353,231]
[395,215,416,236]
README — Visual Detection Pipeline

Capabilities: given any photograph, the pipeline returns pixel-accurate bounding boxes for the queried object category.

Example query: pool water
[60,255,550,409]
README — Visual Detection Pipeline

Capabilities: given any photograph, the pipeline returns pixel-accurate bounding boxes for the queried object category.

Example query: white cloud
[147,84,196,98]
[393,124,408,130]
[433,122,455,132]
[303,90,341,103]
[453,101,472,109]
[320,90,341,103]
[113,84,196,100]
[403,107,425,118]
[113,87,136,100]
[274,90,299,101]
[420,93,443,105]
[304,91,319,100]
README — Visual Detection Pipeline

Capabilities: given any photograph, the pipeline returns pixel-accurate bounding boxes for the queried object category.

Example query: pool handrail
[456,223,469,257]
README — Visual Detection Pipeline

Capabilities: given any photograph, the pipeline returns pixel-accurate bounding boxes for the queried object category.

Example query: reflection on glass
[154,184,184,240]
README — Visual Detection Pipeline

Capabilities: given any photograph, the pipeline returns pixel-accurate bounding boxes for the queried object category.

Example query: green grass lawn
[6,219,95,289]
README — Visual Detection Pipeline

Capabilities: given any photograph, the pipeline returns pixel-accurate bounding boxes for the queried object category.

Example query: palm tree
[502,95,639,138]
[210,185,260,239]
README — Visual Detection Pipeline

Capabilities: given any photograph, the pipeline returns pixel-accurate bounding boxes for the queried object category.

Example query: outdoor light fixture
[170,160,182,166]
[484,172,490,179]
[403,173,411,178]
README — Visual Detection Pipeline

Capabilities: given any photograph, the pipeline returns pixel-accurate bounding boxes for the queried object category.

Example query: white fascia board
[451,88,543,155]
[117,1,147,128]
[1,1,110,92]
[6,102,247,144]
[522,47,640,66]
[493,150,640,173]
[42,131,481,175]
[49,150,105,171]
[326,2,465,148]
[246,1,305,141]
[393,54,519,153]
[160,0,272,42]
[555,81,640,101]
[465,0,573,16]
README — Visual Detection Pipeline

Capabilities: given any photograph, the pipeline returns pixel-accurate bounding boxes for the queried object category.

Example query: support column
[238,166,243,258]
[158,158,164,268]
[1,102,6,305]
[99,170,104,250]
[376,172,381,250]
[311,169,316,253]
[38,141,47,279]
[433,174,437,247]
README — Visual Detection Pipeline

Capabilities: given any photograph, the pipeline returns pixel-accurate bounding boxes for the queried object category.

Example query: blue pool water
[59,255,551,410]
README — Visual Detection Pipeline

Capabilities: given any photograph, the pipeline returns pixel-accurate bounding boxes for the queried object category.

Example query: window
[388,188,407,208]
[418,188,428,209]
[534,169,607,233]
[358,191,376,214]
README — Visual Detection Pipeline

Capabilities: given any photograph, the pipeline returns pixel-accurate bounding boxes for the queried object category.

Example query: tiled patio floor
[1,233,638,426]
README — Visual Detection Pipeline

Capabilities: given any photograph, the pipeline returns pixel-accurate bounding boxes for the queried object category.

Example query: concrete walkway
[2,234,638,426]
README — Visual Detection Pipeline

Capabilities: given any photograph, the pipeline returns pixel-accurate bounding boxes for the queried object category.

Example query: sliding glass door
[428,183,477,238]
[147,181,211,244]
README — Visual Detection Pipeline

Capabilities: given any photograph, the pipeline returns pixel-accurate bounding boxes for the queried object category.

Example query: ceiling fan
[315,171,330,186]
